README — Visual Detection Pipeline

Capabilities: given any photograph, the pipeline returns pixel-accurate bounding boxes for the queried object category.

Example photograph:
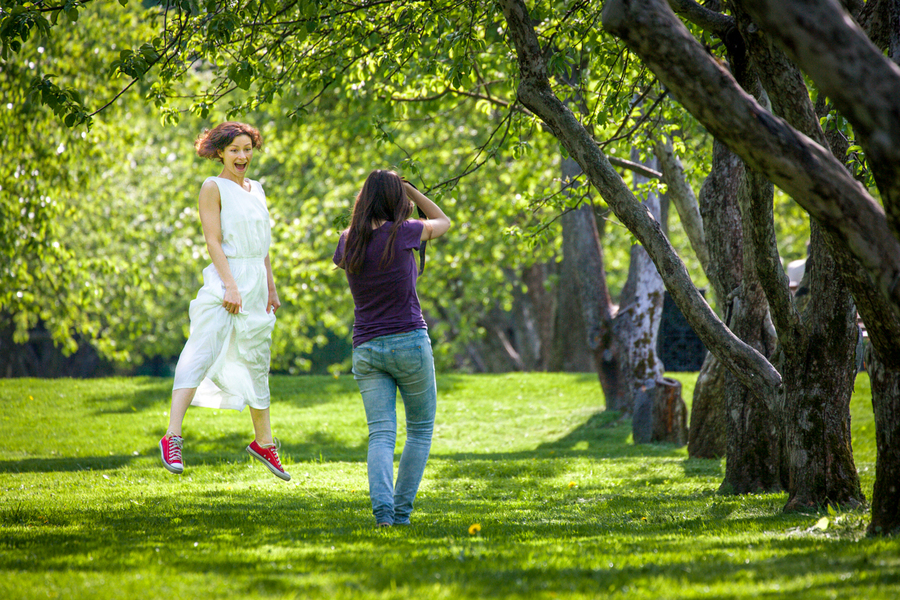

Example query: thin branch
[608,155,663,179]
[667,0,736,37]
[598,86,668,149]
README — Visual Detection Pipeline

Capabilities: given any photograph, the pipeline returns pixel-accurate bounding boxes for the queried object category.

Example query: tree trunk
[550,157,597,373]
[619,152,667,427]
[559,152,630,406]
[549,235,594,372]
[688,352,726,457]
[502,0,783,395]
[522,262,555,371]
[779,224,863,511]
[867,345,900,535]
[654,377,689,445]
[566,199,629,410]
[721,168,781,494]
[728,1,866,510]
[689,139,745,459]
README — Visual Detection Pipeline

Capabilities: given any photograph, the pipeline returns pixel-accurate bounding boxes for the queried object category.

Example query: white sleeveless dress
[172,176,276,411]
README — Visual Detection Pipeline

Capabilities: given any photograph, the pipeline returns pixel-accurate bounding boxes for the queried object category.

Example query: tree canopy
[3,0,733,373]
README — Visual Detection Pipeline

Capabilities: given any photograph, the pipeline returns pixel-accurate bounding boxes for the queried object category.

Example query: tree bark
[736,0,900,239]
[721,167,781,494]
[500,0,783,395]
[602,0,900,317]
[867,346,900,535]
[550,215,595,373]
[779,224,863,511]
[620,152,667,427]
[688,352,726,458]
[730,0,865,511]
[654,136,710,276]
[688,138,745,459]
[519,262,556,370]
[858,0,900,63]
[565,200,630,410]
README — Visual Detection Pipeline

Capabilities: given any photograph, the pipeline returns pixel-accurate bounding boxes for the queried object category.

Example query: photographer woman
[333,169,451,526]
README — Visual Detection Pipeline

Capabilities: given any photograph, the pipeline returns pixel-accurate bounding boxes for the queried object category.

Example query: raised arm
[404,182,451,241]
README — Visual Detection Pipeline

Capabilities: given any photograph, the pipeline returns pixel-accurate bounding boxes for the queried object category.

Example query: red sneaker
[159,434,184,474]
[247,440,291,481]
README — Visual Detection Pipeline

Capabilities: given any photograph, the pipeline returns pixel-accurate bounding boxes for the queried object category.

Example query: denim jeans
[352,329,436,525]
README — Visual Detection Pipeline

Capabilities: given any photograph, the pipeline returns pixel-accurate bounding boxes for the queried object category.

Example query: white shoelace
[166,436,183,463]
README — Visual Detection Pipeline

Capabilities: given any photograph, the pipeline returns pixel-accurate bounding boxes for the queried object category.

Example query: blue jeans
[352,329,436,525]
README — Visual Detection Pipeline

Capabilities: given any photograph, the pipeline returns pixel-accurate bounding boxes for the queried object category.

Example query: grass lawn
[0,372,896,599]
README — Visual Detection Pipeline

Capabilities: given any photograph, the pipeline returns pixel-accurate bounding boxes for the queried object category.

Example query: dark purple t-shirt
[333,220,426,347]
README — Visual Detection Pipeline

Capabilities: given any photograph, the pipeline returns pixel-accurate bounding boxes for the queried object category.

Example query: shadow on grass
[82,375,361,416]
[428,408,704,485]
[0,454,141,474]
[2,486,892,599]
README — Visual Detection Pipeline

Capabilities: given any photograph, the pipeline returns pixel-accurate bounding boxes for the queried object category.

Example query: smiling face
[218,134,254,181]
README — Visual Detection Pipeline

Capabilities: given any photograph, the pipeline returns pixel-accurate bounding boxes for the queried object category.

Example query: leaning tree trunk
[867,346,900,535]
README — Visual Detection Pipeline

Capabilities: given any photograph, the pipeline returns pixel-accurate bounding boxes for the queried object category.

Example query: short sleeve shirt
[333,220,426,347]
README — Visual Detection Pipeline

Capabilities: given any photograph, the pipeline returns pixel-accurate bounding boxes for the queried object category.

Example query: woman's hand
[403,181,452,241]
[267,288,281,314]
[223,286,243,314]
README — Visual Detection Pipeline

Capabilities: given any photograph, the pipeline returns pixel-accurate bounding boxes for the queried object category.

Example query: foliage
[0,0,816,372]
[0,372,896,599]
[0,1,155,353]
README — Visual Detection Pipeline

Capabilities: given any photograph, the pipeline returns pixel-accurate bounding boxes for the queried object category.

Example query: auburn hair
[195,122,263,162]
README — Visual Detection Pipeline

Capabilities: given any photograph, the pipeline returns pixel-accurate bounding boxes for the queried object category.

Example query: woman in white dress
[159,122,290,481]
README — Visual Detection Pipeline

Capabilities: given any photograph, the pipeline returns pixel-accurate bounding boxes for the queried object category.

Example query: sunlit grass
[0,372,895,599]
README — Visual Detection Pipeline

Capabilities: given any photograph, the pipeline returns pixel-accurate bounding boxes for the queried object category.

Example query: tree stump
[633,377,689,446]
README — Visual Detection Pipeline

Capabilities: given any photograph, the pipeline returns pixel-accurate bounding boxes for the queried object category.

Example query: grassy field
[0,372,896,599]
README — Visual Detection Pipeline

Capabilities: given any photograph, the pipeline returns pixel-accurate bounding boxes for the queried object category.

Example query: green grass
[0,372,895,600]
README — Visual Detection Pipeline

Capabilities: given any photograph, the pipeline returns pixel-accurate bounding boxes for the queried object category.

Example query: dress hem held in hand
[172,176,276,412]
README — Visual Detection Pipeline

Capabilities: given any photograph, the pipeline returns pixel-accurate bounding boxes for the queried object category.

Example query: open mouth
[235,162,247,171]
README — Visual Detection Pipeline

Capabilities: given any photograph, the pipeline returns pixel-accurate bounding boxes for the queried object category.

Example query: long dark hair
[339,169,415,274]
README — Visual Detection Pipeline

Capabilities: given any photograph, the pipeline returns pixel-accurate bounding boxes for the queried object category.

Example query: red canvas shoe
[159,434,184,474]
[246,440,291,481]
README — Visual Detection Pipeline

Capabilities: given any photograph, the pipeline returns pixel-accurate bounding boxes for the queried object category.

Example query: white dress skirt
[172,176,276,411]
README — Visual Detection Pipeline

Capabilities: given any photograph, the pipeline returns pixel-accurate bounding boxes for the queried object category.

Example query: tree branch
[602,0,900,318]
[667,0,735,37]
[608,155,663,179]
[738,0,900,240]
[653,136,710,274]
[499,0,783,392]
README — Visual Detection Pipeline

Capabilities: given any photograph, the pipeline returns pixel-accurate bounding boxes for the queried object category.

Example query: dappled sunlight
[1,373,895,599]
